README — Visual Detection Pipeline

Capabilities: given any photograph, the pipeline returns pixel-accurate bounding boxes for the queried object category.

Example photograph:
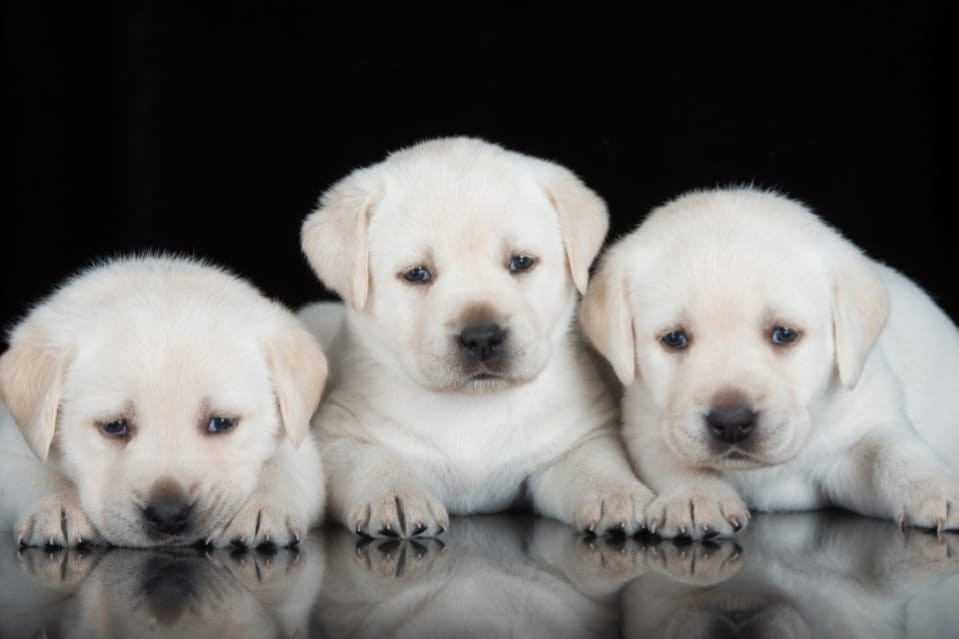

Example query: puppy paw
[350,486,449,539]
[15,494,97,547]
[895,478,959,533]
[572,479,654,536]
[644,538,744,585]
[646,489,750,540]
[213,499,304,548]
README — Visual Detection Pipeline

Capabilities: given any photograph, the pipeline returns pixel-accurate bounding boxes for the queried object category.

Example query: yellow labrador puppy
[581,187,959,539]
[0,255,328,547]
[299,137,653,538]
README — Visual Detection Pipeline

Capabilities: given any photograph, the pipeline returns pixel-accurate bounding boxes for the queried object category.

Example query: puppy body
[0,256,328,547]
[300,137,653,538]
[582,188,959,539]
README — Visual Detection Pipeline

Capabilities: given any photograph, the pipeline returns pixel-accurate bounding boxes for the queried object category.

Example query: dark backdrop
[3,3,956,345]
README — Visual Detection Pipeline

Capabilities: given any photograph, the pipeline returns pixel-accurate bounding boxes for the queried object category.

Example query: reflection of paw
[572,479,654,536]
[646,489,749,539]
[214,497,303,548]
[16,546,100,587]
[221,546,304,588]
[350,485,449,539]
[644,538,744,585]
[15,494,97,547]
[896,478,959,533]
[574,534,645,579]
[352,537,447,578]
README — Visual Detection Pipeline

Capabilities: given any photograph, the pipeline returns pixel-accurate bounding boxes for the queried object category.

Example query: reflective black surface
[2,511,958,638]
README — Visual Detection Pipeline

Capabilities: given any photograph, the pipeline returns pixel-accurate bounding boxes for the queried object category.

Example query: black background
[3,3,956,346]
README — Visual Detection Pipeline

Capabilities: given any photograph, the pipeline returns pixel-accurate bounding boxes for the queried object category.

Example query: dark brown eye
[770,326,800,346]
[661,330,690,351]
[402,266,432,284]
[99,419,129,438]
[206,416,237,434]
[509,255,536,273]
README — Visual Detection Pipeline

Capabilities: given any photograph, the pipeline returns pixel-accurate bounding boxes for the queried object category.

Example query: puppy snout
[705,405,757,444]
[143,498,193,535]
[459,323,506,362]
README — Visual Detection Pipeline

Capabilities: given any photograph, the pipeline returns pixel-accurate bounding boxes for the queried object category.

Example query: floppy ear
[0,331,70,461]
[831,247,890,389]
[301,169,378,310]
[537,164,610,295]
[579,251,637,385]
[265,322,329,448]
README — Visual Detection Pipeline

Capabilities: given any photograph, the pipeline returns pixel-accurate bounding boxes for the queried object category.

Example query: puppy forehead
[66,328,270,412]
[368,164,561,250]
[626,228,830,328]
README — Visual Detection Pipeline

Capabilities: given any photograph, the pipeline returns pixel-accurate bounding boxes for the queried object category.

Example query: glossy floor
[2,510,958,638]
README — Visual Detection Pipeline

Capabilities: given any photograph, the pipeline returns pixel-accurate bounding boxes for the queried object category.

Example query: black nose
[705,405,757,444]
[143,499,193,535]
[459,323,506,362]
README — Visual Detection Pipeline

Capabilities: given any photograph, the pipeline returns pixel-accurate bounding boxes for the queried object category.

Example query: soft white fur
[299,136,653,538]
[581,187,959,539]
[0,255,328,547]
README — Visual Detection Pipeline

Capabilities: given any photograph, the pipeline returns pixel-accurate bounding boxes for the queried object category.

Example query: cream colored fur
[300,137,652,538]
[0,255,328,547]
[581,187,959,539]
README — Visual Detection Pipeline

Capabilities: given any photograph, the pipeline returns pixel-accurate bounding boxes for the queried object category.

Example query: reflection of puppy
[1,539,325,638]
[623,512,959,639]
[581,187,959,539]
[0,256,328,547]
[300,137,652,538]
[314,515,643,638]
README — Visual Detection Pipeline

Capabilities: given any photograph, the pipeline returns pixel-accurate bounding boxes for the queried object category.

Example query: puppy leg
[831,428,959,532]
[322,439,448,539]
[529,432,654,536]
[635,438,750,540]
[211,435,326,548]
[0,420,96,547]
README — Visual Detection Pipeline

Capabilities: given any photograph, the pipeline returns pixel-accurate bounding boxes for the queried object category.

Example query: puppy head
[581,188,888,469]
[0,256,328,546]
[302,137,608,392]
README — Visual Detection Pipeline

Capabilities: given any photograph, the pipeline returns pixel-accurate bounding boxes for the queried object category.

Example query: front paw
[15,494,97,547]
[572,479,654,536]
[646,489,749,540]
[212,497,304,548]
[895,477,959,533]
[350,485,448,539]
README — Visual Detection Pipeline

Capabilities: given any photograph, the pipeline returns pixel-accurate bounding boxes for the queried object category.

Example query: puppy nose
[705,405,756,444]
[143,499,193,535]
[459,323,505,362]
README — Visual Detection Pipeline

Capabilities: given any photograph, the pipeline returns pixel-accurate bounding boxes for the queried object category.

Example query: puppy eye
[99,419,130,439]
[660,330,690,351]
[206,416,237,434]
[508,255,536,273]
[401,266,432,284]
[770,326,801,346]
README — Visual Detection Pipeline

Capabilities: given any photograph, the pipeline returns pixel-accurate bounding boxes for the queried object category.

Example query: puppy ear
[0,331,69,461]
[579,251,637,385]
[301,169,378,310]
[831,247,890,389]
[265,321,329,448]
[538,164,609,295]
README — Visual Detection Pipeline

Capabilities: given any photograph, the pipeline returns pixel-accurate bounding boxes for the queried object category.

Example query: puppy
[0,255,328,547]
[299,136,653,538]
[581,187,959,539]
